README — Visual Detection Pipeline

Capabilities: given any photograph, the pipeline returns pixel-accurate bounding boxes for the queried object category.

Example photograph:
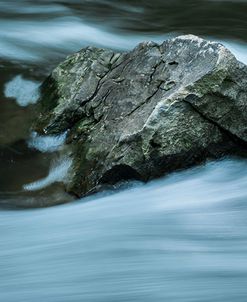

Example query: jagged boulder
[36,35,247,197]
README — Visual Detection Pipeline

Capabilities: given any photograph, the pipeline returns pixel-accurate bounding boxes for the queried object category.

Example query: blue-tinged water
[1,160,247,301]
[1,1,247,301]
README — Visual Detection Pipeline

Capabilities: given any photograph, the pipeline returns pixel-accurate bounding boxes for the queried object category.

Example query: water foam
[28,131,67,153]
[4,75,40,106]
[23,156,72,191]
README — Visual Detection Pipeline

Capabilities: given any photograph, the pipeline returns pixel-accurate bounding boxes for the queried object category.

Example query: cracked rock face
[36,35,247,197]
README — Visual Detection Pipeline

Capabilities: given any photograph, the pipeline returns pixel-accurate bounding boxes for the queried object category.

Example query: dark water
[1,1,247,301]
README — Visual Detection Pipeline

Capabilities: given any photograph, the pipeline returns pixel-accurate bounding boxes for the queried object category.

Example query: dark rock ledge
[35,34,247,197]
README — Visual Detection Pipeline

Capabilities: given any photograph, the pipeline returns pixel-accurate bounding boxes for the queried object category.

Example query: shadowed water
[1,0,247,301]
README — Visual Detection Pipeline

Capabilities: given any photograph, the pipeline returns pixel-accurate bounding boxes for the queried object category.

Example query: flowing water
[1,1,247,301]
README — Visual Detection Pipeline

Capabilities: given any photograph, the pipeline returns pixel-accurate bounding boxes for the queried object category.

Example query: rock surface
[36,35,247,197]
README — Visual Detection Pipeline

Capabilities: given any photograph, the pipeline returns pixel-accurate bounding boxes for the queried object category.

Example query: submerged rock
[35,35,247,197]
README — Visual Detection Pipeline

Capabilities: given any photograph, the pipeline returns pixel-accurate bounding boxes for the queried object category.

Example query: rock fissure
[126,81,164,118]
[183,94,247,149]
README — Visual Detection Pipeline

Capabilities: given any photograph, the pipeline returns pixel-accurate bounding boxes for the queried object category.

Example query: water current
[1,1,247,301]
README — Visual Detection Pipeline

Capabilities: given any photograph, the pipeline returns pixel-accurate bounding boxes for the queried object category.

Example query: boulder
[35,35,247,197]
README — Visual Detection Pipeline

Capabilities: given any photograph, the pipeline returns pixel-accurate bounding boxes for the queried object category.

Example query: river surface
[1,1,247,301]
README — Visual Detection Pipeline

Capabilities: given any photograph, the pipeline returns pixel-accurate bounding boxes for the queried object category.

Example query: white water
[1,16,247,64]
[1,159,247,301]
[24,132,70,191]
[0,16,167,62]
[23,156,72,191]
[28,131,67,153]
[1,0,246,64]
[1,0,247,301]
